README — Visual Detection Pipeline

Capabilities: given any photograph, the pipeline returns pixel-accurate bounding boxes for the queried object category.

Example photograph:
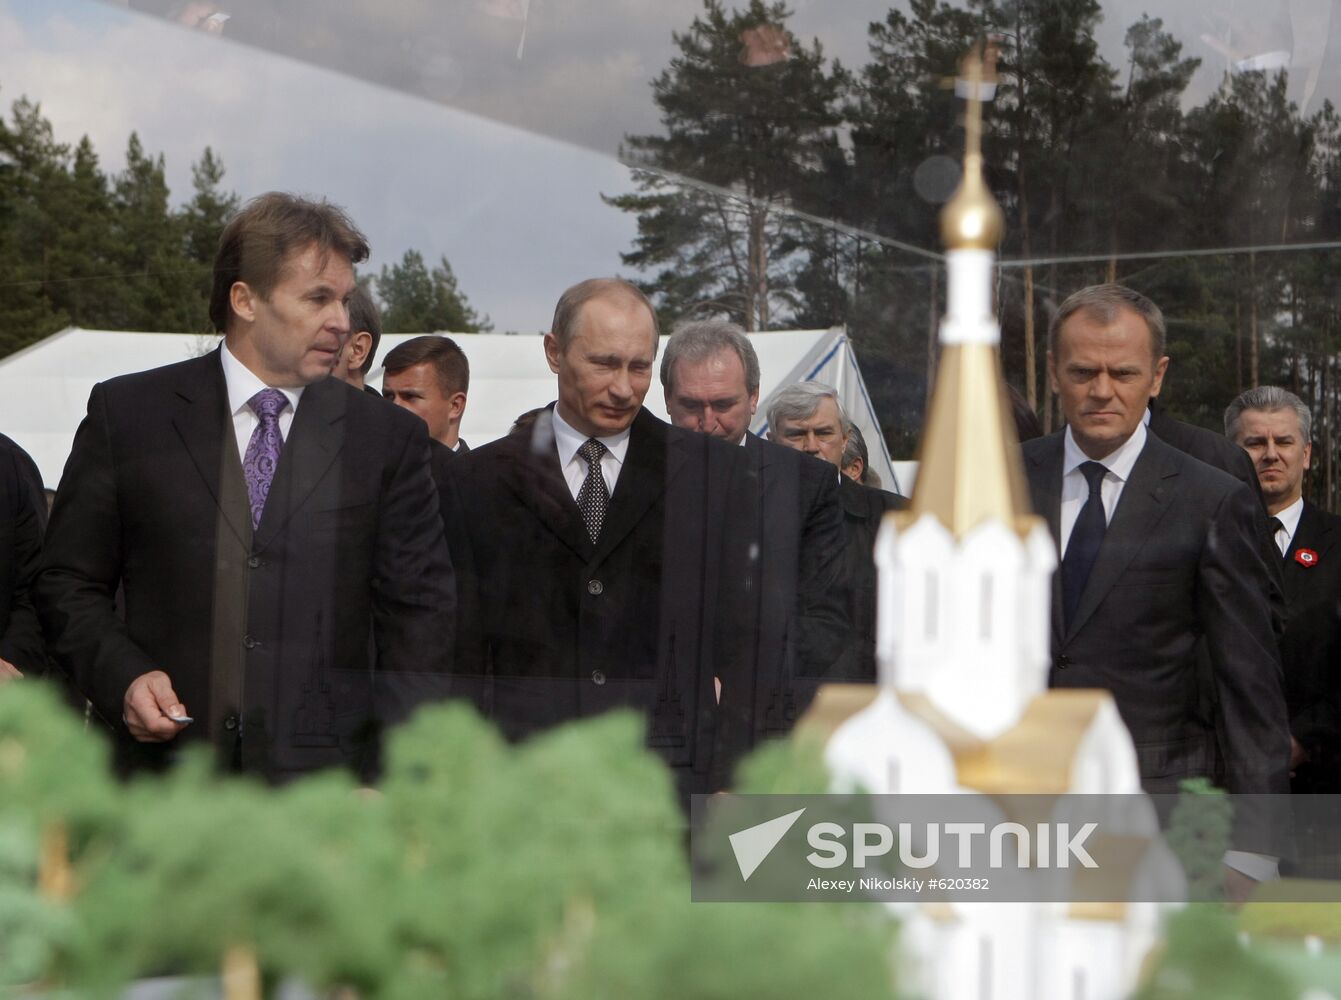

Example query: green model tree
[0,684,902,999]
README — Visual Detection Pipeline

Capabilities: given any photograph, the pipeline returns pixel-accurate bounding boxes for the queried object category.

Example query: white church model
[818,47,1180,1000]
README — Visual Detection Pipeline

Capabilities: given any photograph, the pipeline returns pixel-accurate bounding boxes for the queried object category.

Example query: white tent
[0,326,903,493]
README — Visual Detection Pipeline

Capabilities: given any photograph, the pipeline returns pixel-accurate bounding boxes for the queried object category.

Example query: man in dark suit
[1,434,45,680]
[1226,385,1341,793]
[767,382,905,682]
[331,283,383,398]
[36,193,454,781]
[383,336,471,455]
[1022,284,1288,835]
[331,293,454,535]
[659,320,846,778]
[445,278,744,802]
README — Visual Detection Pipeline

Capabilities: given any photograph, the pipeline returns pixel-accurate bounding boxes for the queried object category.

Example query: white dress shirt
[551,406,631,502]
[1059,422,1147,555]
[220,342,304,464]
[1270,496,1304,556]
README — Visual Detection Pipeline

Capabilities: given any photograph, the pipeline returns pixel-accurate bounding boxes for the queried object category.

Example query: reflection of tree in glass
[605,0,845,333]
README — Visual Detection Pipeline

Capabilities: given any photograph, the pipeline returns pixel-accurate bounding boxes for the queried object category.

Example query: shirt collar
[1063,421,1147,482]
[1274,495,1305,538]
[551,404,633,468]
[220,341,304,417]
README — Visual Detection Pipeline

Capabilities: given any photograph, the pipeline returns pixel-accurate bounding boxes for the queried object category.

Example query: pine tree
[109,133,199,332]
[376,250,491,333]
[605,0,845,331]
[0,96,69,356]
[177,146,239,327]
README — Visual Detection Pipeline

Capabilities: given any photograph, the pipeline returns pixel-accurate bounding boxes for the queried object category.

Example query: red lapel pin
[1295,548,1320,567]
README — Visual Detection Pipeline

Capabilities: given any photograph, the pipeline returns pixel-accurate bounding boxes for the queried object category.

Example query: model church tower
[823,48,1109,796]
[814,47,1173,1000]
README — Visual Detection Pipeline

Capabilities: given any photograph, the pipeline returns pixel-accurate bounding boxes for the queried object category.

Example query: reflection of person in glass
[36,193,454,780]
[768,382,905,683]
[661,321,847,770]
[1021,284,1288,851]
[443,278,744,804]
[1226,385,1341,794]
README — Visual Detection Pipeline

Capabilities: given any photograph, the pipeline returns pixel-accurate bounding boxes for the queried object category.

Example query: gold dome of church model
[910,44,1029,540]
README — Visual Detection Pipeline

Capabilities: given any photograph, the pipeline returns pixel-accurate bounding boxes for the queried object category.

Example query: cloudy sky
[2,0,1336,332]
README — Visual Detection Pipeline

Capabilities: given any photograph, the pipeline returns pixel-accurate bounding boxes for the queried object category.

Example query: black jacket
[36,351,454,780]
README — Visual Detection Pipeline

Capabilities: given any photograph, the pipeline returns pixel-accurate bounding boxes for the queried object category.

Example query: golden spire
[940,43,1004,250]
[907,40,1034,539]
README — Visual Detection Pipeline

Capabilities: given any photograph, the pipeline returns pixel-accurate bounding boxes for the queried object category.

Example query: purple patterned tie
[243,388,287,529]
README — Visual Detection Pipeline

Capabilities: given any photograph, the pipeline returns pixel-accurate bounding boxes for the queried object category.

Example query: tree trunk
[746,204,769,332]
[1326,356,1335,511]
[1023,262,1037,410]
[1249,249,1260,388]
[1234,274,1243,392]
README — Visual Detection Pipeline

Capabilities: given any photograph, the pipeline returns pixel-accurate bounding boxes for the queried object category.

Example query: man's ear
[1304,440,1313,472]
[1046,351,1059,394]
[229,281,258,324]
[347,331,373,371]
[448,391,467,420]
[748,389,760,417]
[543,332,563,375]
[1150,356,1171,399]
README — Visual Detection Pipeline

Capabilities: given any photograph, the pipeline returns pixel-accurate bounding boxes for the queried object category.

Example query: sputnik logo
[728,808,806,881]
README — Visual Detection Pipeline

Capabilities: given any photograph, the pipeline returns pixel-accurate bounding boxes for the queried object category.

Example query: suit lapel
[1025,437,1066,647]
[253,377,347,553]
[592,409,676,564]
[1284,502,1335,600]
[171,350,251,548]
[1065,438,1177,640]
[499,409,593,561]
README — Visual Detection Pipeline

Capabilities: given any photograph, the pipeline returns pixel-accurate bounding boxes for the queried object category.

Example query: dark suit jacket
[1279,501,1341,792]
[712,435,847,783]
[36,350,454,781]
[444,406,744,800]
[1149,401,1264,503]
[0,435,45,674]
[835,477,907,681]
[1023,430,1289,799]
[1149,400,1286,626]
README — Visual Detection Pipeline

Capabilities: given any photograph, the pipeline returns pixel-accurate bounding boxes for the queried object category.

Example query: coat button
[587,580,604,596]
[247,556,260,569]
[223,714,239,731]
[591,670,606,686]
[243,635,257,649]
[1057,654,1070,669]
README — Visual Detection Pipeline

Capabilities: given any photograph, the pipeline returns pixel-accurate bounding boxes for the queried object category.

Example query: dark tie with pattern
[243,388,287,529]
[1062,460,1109,629]
[577,438,609,543]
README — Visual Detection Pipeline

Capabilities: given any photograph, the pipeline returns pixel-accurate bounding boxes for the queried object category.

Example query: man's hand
[123,671,190,742]
[0,658,21,682]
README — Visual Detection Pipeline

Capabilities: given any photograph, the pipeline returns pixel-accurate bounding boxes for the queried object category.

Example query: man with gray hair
[766,381,905,682]
[661,321,846,771]
[841,425,881,489]
[1227,385,1341,794]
